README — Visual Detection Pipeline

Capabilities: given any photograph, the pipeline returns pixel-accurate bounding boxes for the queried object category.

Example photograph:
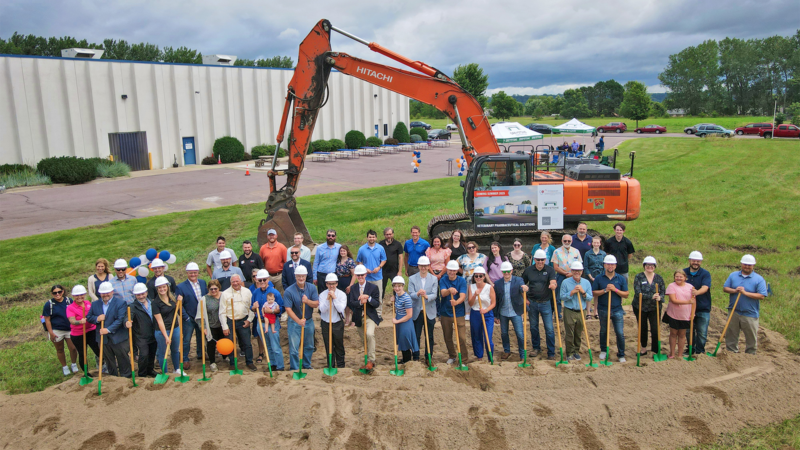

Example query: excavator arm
[257,19,499,247]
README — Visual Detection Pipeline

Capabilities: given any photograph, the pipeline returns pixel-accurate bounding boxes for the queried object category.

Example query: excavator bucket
[257,197,314,249]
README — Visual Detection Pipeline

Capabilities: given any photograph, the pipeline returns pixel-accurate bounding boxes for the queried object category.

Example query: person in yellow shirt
[219,274,256,371]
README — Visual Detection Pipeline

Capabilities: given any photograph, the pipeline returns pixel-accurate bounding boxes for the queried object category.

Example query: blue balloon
[417,159,421,163]
[413,168,418,173]
[159,250,171,261]
[457,171,463,176]
[145,248,157,261]
[129,257,141,268]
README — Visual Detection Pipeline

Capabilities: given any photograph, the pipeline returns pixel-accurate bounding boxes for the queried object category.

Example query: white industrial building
[0,53,409,169]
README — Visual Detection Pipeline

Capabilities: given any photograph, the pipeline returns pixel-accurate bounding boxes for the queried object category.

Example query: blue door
[182,137,196,165]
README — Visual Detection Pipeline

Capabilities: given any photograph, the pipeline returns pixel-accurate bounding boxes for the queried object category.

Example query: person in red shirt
[259,229,288,293]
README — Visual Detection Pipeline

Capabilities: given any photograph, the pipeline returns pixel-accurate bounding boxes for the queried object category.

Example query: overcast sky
[1,0,797,95]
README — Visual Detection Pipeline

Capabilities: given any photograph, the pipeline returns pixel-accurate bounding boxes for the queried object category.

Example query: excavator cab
[463,154,531,218]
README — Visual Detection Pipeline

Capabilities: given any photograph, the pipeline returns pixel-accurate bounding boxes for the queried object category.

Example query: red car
[734,123,773,135]
[634,124,667,134]
[760,124,800,139]
[597,122,627,133]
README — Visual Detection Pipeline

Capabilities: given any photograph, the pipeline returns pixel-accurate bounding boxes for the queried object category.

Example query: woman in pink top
[66,286,101,377]
[664,271,696,359]
[425,236,451,280]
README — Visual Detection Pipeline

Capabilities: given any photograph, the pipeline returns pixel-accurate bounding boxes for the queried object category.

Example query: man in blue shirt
[723,254,768,354]
[439,260,468,364]
[561,261,593,361]
[282,265,319,370]
[683,251,712,355]
[110,259,138,305]
[251,269,285,371]
[493,261,527,360]
[356,230,387,300]
[404,226,430,276]
[591,255,629,362]
[312,229,342,293]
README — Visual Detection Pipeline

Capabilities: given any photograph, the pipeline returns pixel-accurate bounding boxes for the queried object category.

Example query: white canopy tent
[491,122,542,152]
[552,118,596,154]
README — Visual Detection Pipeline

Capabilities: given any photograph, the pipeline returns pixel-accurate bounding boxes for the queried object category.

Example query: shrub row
[35,156,130,184]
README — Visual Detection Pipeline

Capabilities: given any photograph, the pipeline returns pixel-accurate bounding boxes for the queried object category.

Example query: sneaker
[183,361,192,370]
[567,355,577,361]
[447,358,455,365]
[246,363,257,372]
[210,363,218,373]
[573,353,581,361]
[547,355,557,361]
[62,366,71,376]
[500,352,510,360]
[71,363,79,373]
[174,370,182,375]
[618,357,626,363]
[531,349,541,357]
[599,352,607,360]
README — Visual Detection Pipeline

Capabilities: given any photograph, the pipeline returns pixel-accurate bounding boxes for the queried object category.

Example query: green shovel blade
[359,355,370,374]
[79,364,93,386]
[555,348,568,367]
[323,355,338,376]
[654,341,669,362]
[174,364,190,383]
[426,353,437,372]
[706,341,722,358]
[599,352,613,367]
[292,368,307,380]
[389,355,404,377]
[455,353,469,371]
[199,364,211,381]
[683,354,697,362]
[585,349,599,368]
[154,359,170,384]
[518,349,531,368]
[229,357,243,376]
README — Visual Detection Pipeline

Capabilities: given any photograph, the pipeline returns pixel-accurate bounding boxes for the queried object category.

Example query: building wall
[0,55,409,168]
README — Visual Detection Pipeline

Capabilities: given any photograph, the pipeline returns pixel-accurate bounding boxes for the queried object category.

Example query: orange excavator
[257,19,640,248]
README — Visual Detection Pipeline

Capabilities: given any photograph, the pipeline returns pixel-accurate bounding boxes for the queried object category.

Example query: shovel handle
[98,320,104,382]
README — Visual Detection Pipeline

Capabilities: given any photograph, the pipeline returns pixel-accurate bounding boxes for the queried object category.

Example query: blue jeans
[182,318,202,361]
[287,318,314,370]
[691,311,710,354]
[469,310,494,359]
[155,327,181,372]
[599,309,625,357]
[256,319,285,369]
[529,301,555,357]
[500,314,525,357]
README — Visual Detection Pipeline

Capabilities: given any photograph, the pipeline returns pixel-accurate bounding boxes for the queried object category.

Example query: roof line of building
[0,53,296,70]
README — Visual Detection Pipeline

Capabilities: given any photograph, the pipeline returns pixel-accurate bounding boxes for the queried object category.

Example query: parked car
[760,124,800,139]
[684,123,714,134]
[597,122,627,133]
[525,123,560,134]
[634,124,667,134]
[446,123,458,131]
[428,129,451,140]
[410,121,432,130]
[734,123,773,135]
[695,124,733,137]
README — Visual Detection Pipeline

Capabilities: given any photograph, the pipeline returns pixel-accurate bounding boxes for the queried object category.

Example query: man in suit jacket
[176,262,208,366]
[86,281,132,377]
[493,261,529,360]
[130,283,157,377]
[408,256,438,364]
[346,265,382,366]
[282,246,313,290]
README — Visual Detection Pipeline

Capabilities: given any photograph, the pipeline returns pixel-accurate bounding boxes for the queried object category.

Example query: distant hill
[509,94,560,104]
[650,93,667,102]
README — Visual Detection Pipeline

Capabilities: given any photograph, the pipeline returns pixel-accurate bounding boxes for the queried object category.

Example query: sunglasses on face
[115,268,126,271]
[291,252,299,255]
[209,288,219,291]
[502,271,512,274]
[257,278,268,282]
[52,290,63,295]
[467,246,476,250]
[534,258,546,262]
[473,274,484,278]
[327,234,336,237]
[513,243,521,247]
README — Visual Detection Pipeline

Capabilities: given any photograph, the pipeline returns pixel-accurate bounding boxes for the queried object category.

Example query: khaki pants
[358,317,378,362]
[441,316,468,361]
[368,280,383,317]
[270,275,283,294]
[563,307,584,355]
[725,312,758,354]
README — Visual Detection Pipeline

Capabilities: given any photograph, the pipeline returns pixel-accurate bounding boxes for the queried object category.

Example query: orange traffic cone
[217,155,221,164]
[245,165,250,176]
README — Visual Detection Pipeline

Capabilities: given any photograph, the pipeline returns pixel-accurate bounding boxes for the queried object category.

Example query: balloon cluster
[128,248,177,280]
[411,150,422,173]
[456,156,467,176]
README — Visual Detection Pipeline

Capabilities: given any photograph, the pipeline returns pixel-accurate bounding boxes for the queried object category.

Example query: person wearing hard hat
[632,256,666,357]
[282,245,313,290]
[87,281,132,377]
[346,264,382,367]
[258,229,288,294]
[552,235,583,321]
[683,251,711,355]
[320,273,348,368]
[146,258,176,299]
[206,236,238,278]
[522,249,558,360]
[408,256,438,363]
[220,274,256,371]
[560,261,593,361]
[176,262,208,368]
[152,277,183,374]
[439,260,469,365]
[494,261,527,360]
[251,269,285,370]
[468,266,496,361]
[42,284,79,376]
[282,265,320,370]
[591,255,629,363]
[129,283,158,378]
[196,279,225,373]
[391,276,419,363]
[722,254,768,354]
[66,285,101,377]
[211,251,245,292]
[110,259,138,305]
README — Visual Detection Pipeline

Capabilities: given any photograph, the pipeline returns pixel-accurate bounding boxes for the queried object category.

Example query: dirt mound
[2,307,800,449]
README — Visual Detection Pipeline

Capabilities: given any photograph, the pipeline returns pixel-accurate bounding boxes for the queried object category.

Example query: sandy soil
[2,305,800,450]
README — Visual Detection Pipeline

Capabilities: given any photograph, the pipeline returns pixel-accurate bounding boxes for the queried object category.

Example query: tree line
[0,32,293,67]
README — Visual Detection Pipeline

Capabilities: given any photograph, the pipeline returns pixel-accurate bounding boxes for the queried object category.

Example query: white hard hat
[741,254,756,265]
[256,269,270,279]
[186,262,200,271]
[642,256,657,266]
[500,261,513,272]
[354,265,368,275]
[473,266,486,275]
[132,283,148,295]
[533,249,547,259]
[392,276,405,285]
[570,261,584,270]
[150,258,165,268]
[688,251,703,261]
[417,256,431,266]
[325,273,339,283]
[71,285,87,296]
[219,251,231,260]
[113,259,128,269]
[154,276,170,287]
[98,282,114,294]
[295,265,308,276]
[603,255,617,264]
[446,260,460,271]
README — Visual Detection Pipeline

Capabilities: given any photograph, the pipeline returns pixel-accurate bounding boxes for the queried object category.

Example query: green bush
[201,155,217,165]
[345,130,367,149]
[96,161,130,178]
[0,164,34,175]
[384,138,399,145]
[213,136,245,163]
[775,113,786,125]
[251,145,285,158]
[410,134,422,143]
[243,152,252,161]
[36,156,98,185]
[0,170,51,188]
[309,140,331,154]
[393,122,410,143]
[410,127,428,141]
[328,139,346,150]
[365,136,383,147]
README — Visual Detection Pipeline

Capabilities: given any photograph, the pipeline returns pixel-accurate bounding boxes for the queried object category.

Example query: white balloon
[167,254,177,264]
[139,254,148,264]
[163,263,169,272]
[137,266,149,277]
